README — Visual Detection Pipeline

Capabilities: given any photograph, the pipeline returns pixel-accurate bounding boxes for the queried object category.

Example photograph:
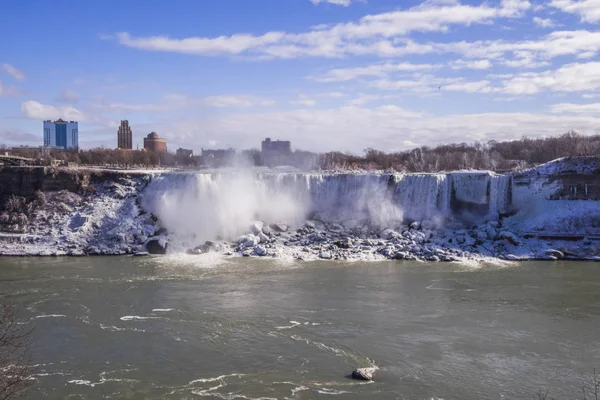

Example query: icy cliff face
[139,170,513,245]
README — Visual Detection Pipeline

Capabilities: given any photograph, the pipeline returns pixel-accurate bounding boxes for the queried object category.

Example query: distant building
[43,119,78,149]
[117,120,133,150]
[143,132,167,153]
[261,138,291,155]
[201,148,235,167]
[176,148,193,158]
[261,137,291,167]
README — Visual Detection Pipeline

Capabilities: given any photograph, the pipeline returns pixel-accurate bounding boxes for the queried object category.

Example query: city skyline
[1,0,600,154]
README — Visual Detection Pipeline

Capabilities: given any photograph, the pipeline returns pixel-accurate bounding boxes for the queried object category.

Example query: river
[1,256,599,399]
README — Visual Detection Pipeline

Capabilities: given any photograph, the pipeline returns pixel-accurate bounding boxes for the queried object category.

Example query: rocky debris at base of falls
[147,237,168,255]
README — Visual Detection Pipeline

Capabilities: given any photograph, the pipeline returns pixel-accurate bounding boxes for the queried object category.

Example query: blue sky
[1,0,600,153]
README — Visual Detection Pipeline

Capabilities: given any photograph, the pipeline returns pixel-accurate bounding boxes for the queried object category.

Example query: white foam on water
[68,380,91,386]
[34,314,67,319]
[119,316,163,321]
[152,309,174,312]
[275,321,302,330]
[316,388,352,395]
[189,373,245,384]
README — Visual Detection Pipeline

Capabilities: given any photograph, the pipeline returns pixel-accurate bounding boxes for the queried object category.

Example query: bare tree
[0,298,33,400]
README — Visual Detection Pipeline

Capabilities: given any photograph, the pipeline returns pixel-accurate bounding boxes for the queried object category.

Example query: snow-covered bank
[1,158,599,261]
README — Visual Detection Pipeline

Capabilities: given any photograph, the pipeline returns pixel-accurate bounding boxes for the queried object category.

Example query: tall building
[143,132,167,152]
[43,119,79,149]
[261,138,291,155]
[261,137,291,167]
[117,120,133,149]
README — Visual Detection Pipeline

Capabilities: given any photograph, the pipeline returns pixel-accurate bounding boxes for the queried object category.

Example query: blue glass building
[43,119,78,149]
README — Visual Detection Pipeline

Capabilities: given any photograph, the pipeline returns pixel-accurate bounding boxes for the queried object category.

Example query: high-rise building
[117,120,133,149]
[43,119,78,149]
[143,132,167,152]
[261,137,291,167]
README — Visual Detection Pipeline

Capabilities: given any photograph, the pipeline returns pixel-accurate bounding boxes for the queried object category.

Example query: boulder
[271,223,289,233]
[476,231,488,243]
[351,367,379,381]
[421,220,436,230]
[305,220,316,229]
[410,221,421,230]
[499,231,520,246]
[147,238,167,255]
[380,228,398,240]
[262,225,273,236]
[545,249,565,259]
[335,237,353,249]
[250,221,264,235]
[319,251,332,259]
[254,246,267,256]
[258,232,270,243]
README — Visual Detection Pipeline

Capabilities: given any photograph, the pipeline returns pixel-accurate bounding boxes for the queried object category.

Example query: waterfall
[489,174,512,216]
[392,174,450,222]
[139,170,513,244]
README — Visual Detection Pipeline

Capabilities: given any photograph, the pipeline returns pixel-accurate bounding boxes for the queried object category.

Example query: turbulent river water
[1,256,599,399]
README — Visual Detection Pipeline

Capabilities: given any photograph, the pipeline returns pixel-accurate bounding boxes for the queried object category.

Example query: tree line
[2,131,600,171]
[319,131,600,172]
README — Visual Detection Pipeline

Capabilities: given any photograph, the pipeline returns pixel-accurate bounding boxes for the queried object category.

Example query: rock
[421,220,436,230]
[410,221,421,230]
[499,231,520,246]
[319,251,332,259]
[476,231,488,243]
[271,223,289,233]
[262,225,273,236]
[254,246,267,256]
[305,220,316,229]
[237,234,260,248]
[486,228,498,240]
[258,232,270,243]
[380,228,398,240]
[545,249,564,259]
[250,221,264,235]
[147,238,167,255]
[335,237,353,249]
[351,367,378,381]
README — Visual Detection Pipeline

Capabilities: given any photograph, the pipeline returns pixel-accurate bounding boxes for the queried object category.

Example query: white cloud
[146,105,600,153]
[92,94,275,112]
[21,100,86,121]
[108,0,531,59]
[500,61,600,94]
[0,81,23,97]
[312,62,438,82]
[450,59,492,69]
[290,94,317,107]
[533,16,557,27]
[0,128,37,144]
[550,102,600,113]
[311,0,353,6]
[2,63,26,81]
[318,92,347,98]
[347,94,397,106]
[57,89,80,104]
[201,95,275,108]
[444,80,493,92]
[550,0,600,23]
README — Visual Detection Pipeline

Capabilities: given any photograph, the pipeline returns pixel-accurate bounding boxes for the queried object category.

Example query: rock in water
[147,239,167,255]
[351,367,378,381]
